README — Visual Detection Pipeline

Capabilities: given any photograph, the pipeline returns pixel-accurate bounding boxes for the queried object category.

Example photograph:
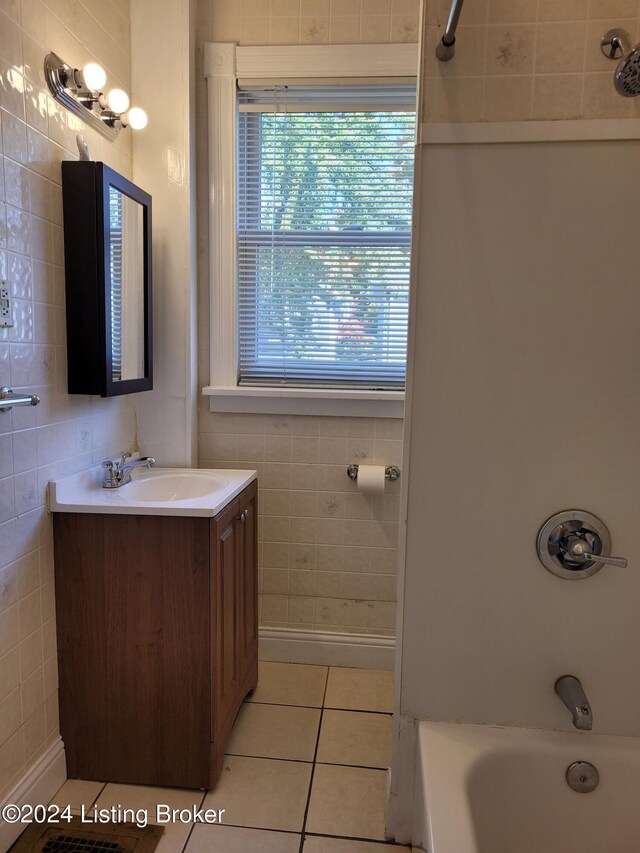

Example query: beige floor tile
[306,764,387,840]
[304,837,410,851]
[49,779,105,811]
[93,783,206,853]
[248,661,328,707]
[324,668,393,713]
[204,755,312,832]
[186,823,300,852]
[227,702,320,761]
[316,710,392,769]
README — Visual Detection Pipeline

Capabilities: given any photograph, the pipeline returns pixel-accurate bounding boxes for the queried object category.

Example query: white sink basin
[49,464,256,517]
[124,471,230,503]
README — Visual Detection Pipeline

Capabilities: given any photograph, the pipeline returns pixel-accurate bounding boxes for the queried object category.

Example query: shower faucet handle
[583,554,628,568]
[563,534,628,568]
[537,510,628,580]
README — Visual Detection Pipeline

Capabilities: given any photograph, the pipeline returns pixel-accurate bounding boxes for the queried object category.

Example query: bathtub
[412,721,640,852]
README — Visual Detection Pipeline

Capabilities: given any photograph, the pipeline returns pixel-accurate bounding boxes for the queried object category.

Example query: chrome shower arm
[436,0,465,62]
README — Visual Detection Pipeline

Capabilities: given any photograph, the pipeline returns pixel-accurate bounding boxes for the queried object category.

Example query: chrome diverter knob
[537,510,629,580]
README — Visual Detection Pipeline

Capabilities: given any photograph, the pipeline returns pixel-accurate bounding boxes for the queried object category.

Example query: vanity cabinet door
[211,496,242,744]
[237,480,258,686]
[210,481,258,783]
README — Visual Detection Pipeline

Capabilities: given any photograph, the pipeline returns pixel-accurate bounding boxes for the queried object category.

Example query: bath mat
[9,817,164,853]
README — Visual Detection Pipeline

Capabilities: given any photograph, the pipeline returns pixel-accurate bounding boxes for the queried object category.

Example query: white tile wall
[423,0,640,121]
[200,410,402,636]
[0,0,136,800]
[197,0,421,45]
[195,0,417,639]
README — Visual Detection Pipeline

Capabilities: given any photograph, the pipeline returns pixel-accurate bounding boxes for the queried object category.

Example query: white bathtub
[412,721,640,853]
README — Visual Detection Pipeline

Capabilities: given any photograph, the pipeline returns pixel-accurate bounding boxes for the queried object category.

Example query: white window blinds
[236,83,416,389]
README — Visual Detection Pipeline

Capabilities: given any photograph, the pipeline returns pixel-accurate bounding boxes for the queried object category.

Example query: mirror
[108,186,145,383]
[62,162,152,397]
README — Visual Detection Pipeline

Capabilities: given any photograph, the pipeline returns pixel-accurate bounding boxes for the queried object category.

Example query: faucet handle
[119,451,132,468]
[101,459,116,471]
[565,536,628,568]
[580,553,628,568]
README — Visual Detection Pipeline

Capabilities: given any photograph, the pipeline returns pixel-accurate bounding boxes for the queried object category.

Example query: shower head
[601,29,640,97]
[615,45,640,97]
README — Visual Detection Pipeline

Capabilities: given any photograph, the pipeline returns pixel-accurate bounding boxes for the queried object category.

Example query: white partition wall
[400,135,640,733]
[130,0,198,468]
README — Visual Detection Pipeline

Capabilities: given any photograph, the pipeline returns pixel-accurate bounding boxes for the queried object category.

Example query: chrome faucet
[101,452,156,489]
[555,675,593,731]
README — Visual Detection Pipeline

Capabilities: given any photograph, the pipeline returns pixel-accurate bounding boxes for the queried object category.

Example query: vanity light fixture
[103,87,130,114]
[81,62,107,91]
[44,52,147,141]
[124,107,148,130]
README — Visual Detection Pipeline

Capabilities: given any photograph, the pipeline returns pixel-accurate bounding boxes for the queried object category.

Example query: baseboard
[259,627,395,670]
[0,738,66,852]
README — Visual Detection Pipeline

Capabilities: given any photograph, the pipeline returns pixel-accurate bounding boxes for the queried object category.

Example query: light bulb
[106,88,130,114]
[126,107,148,130]
[81,62,106,91]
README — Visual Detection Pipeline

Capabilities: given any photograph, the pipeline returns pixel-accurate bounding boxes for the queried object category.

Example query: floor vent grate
[10,819,163,853]
[41,835,125,853]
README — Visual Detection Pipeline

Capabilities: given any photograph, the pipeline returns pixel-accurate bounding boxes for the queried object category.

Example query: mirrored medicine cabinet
[61,161,153,396]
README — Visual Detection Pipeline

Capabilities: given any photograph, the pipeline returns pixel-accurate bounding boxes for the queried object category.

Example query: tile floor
[47,663,411,852]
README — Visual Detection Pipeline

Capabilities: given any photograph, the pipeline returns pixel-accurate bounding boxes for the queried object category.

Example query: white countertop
[48,465,257,518]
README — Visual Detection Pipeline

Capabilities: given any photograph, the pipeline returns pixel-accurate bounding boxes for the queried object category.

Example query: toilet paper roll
[357,465,386,495]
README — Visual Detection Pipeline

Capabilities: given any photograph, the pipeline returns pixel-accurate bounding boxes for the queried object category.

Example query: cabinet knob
[237,510,248,523]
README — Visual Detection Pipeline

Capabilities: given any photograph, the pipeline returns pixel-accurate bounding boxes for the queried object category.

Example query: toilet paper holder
[347,464,401,482]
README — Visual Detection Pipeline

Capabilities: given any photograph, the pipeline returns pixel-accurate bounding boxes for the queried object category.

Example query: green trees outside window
[238,103,416,388]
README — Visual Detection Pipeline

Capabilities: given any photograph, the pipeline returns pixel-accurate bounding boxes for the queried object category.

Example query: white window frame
[203,42,418,418]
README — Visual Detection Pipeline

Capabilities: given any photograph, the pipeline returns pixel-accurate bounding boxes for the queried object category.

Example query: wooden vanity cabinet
[53,480,258,790]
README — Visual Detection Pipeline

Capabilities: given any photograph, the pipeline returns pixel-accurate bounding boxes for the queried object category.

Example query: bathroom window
[204,43,418,415]
[236,85,416,390]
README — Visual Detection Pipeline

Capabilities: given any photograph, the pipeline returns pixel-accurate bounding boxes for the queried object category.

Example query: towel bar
[0,386,40,413]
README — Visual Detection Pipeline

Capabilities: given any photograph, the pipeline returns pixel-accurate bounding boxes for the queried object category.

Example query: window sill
[202,385,404,418]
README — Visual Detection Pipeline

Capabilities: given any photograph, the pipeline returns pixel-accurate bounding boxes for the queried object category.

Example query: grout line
[225,753,315,764]
[89,782,106,808]
[202,822,301,835]
[209,821,403,846]
[244,699,392,715]
[297,711,322,853]
[179,788,208,852]
[297,665,330,853]
[324,706,393,715]
[244,700,324,709]
[314,761,389,772]
[303,829,407,846]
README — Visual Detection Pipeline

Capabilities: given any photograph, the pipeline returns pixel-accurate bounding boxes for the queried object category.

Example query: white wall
[400,137,640,735]
[0,0,136,801]
[131,0,198,468]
